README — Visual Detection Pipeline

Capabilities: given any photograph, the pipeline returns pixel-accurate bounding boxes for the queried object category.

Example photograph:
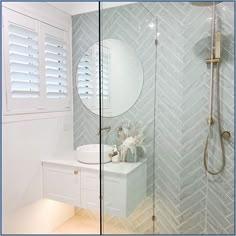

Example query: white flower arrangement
[116,120,145,162]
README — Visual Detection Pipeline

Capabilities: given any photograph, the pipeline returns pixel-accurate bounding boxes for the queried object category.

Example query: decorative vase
[125,146,137,163]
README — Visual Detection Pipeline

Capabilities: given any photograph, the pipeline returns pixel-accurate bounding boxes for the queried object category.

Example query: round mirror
[76,39,143,117]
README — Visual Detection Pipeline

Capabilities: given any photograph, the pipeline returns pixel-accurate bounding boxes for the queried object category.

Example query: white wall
[48,2,134,15]
[2,2,71,30]
[2,114,75,234]
[2,2,75,234]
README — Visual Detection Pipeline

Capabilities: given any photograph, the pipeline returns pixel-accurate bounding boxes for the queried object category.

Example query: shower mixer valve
[222,131,231,140]
[97,126,111,135]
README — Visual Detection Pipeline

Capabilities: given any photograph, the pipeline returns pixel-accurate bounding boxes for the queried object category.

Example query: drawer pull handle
[74,170,79,175]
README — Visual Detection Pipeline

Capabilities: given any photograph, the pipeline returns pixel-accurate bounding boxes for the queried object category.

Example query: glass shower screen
[99,2,158,234]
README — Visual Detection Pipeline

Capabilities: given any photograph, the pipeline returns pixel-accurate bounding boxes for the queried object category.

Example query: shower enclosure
[100,2,157,234]
[73,1,234,234]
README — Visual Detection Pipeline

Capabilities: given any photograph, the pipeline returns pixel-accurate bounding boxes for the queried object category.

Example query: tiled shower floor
[51,213,133,234]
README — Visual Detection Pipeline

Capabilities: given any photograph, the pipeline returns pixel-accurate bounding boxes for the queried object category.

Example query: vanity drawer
[81,189,99,210]
[81,169,99,191]
[43,164,80,207]
[80,178,125,216]
[103,175,126,216]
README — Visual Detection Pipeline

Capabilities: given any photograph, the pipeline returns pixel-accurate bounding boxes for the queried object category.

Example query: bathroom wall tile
[159,8,185,34]
[73,1,234,234]
[205,2,234,234]
[73,3,157,233]
[184,221,205,234]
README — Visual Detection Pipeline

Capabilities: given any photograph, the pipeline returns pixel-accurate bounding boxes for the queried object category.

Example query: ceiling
[47,2,133,15]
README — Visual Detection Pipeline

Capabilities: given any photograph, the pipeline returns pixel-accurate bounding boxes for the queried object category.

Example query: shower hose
[203,62,226,175]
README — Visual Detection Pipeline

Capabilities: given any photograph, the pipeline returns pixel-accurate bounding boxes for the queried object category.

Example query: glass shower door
[99,2,158,234]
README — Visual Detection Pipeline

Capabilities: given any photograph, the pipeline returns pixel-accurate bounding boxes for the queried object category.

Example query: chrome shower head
[190,2,222,6]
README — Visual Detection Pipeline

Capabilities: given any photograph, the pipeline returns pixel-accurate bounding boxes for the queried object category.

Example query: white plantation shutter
[77,50,94,108]
[77,52,93,99]
[42,23,70,109]
[4,9,42,111]
[9,24,39,98]
[3,8,71,113]
[45,36,68,98]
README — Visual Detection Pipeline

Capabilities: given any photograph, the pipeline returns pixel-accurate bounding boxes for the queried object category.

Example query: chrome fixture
[97,126,111,135]
[203,2,229,176]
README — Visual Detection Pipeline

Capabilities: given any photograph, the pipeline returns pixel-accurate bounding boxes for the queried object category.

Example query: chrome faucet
[97,126,111,135]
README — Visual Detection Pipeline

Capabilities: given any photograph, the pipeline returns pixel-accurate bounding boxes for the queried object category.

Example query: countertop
[42,151,147,175]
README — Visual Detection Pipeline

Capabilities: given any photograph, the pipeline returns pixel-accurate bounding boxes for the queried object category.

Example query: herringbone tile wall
[73,4,156,233]
[205,3,234,234]
[72,2,234,234]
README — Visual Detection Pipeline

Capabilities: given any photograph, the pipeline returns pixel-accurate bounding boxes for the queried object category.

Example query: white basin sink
[76,144,113,164]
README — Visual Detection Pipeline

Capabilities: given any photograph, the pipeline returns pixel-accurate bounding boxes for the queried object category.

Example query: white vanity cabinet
[80,169,99,210]
[80,169,127,216]
[43,164,81,207]
[42,160,147,217]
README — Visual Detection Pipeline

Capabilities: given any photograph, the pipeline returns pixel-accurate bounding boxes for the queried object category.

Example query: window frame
[2,7,72,115]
